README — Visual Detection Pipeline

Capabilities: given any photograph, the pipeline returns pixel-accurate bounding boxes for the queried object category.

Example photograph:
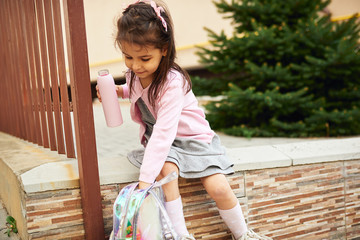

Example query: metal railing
[0,0,104,239]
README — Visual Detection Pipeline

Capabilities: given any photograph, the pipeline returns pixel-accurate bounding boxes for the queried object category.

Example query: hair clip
[150,1,168,32]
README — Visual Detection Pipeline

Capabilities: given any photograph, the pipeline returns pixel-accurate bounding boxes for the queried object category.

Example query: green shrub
[194,0,360,137]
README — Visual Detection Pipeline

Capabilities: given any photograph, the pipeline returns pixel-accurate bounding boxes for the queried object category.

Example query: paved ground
[93,99,319,160]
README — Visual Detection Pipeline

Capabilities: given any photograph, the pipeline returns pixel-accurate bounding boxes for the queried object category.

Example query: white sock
[165,196,189,236]
[219,203,248,239]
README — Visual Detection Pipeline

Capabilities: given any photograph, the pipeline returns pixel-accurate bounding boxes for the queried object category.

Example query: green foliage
[194,0,360,137]
[4,216,18,237]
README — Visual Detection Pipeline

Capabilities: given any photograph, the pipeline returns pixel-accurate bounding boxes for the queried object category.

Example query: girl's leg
[156,162,180,201]
[201,174,248,239]
[156,162,189,236]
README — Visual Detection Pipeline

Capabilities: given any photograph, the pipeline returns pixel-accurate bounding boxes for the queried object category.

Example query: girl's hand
[138,181,151,189]
[95,85,123,102]
[115,85,124,98]
[95,85,102,102]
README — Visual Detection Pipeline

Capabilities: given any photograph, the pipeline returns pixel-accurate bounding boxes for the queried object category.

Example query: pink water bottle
[97,69,123,127]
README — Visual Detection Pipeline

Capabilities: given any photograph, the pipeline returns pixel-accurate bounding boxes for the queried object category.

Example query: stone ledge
[17,135,360,193]
[227,145,292,171]
[21,160,79,193]
[273,137,360,165]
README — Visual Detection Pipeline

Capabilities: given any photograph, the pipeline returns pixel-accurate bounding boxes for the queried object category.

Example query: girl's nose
[132,60,141,71]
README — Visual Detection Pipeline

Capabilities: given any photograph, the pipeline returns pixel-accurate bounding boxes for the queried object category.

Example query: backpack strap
[113,183,138,239]
[148,190,178,240]
[152,171,178,188]
[132,171,179,240]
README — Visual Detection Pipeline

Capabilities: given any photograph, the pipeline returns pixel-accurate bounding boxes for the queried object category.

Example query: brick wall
[26,189,84,239]
[24,159,360,239]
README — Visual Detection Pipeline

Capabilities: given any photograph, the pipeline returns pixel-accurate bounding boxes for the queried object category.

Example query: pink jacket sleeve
[139,78,185,183]
[122,84,129,99]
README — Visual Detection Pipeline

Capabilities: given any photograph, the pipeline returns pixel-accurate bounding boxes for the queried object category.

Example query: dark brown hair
[115,1,191,106]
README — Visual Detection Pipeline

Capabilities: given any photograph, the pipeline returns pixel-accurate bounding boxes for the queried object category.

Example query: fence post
[62,0,105,239]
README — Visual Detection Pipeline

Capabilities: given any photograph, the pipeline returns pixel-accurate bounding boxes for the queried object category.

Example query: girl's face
[122,42,167,88]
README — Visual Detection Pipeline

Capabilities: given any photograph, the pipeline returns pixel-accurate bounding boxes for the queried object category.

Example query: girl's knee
[157,162,180,201]
[208,184,233,200]
[157,162,179,180]
[201,174,234,201]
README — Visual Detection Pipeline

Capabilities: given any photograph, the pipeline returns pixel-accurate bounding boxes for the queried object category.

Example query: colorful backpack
[110,172,179,240]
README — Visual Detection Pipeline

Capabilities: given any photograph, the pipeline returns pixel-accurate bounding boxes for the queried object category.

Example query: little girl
[98,1,272,239]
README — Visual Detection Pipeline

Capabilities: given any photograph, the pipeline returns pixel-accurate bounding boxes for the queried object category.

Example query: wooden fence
[0,0,105,239]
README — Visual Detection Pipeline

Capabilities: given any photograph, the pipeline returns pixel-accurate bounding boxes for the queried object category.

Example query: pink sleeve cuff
[138,173,155,184]
[122,84,129,99]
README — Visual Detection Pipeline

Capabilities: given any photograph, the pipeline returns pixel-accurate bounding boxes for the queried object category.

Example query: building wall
[83,0,360,80]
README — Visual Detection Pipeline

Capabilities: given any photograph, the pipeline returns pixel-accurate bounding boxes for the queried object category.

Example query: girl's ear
[162,45,168,56]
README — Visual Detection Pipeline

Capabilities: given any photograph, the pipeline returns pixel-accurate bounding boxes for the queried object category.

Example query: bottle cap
[98,69,109,76]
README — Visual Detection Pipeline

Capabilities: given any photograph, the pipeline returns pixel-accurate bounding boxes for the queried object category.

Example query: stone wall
[25,159,360,240]
[26,189,84,239]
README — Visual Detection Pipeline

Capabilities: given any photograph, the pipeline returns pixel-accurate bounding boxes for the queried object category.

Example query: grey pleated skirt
[127,98,234,179]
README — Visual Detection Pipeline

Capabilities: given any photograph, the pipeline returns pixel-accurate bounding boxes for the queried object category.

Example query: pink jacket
[122,70,215,183]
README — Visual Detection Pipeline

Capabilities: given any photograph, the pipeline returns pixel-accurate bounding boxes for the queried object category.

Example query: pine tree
[194,0,360,137]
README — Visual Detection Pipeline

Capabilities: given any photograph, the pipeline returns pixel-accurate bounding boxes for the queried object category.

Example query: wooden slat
[63,0,105,238]
[0,1,10,133]
[30,0,49,148]
[12,0,27,139]
[44,0,65,154]
[23,0,43,145]
[15,0,30,140]
[7,0,24,138]
[19,0,37,143]
[52,0,76,158]
[35,0,57,151]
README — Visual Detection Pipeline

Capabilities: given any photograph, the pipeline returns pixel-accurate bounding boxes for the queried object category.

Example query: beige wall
[83,0,360,80]
[328,0,360,17]
[84,0,234,80]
